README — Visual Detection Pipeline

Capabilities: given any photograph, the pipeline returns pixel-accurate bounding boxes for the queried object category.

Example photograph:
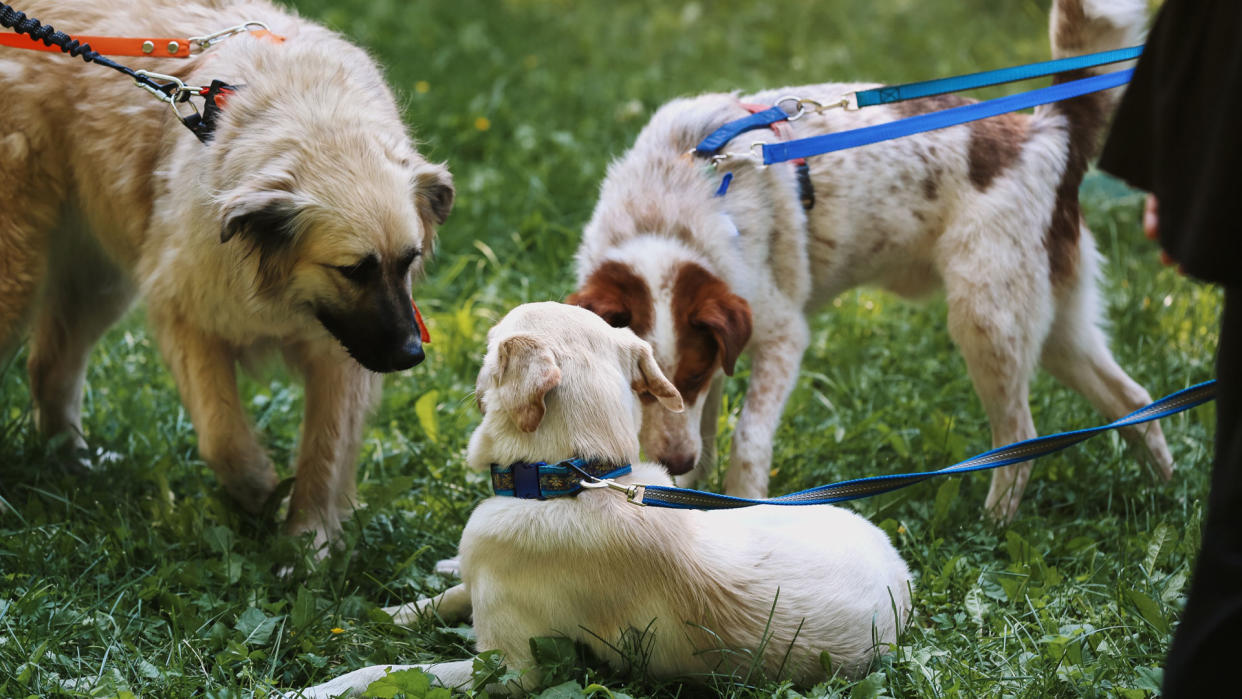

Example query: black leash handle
[0,3,176,97]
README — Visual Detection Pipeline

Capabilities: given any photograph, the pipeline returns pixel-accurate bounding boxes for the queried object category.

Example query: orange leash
[0,26,283,58]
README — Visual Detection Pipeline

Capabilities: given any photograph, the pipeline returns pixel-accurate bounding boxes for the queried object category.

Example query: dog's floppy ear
[414,165,455,228]
[220,189,301,244]
[567,261,651,333]
[491,334,561,433]
[630,341,683,413]
[692,292,752,376]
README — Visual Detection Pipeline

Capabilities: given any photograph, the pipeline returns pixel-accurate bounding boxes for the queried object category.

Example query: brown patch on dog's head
[671,263,752,403]
[967,112,1030,190]
[567,260,654,337]
[480,334,562,432]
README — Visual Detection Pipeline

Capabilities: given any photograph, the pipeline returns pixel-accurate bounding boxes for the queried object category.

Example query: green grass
[0,0,1220,696]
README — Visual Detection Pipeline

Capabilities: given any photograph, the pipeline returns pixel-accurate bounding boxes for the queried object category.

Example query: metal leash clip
[189,21,272,52]
[775,93,857,118]
[132,69,205,121]
[578,474,647,506]
[707,141,768,168]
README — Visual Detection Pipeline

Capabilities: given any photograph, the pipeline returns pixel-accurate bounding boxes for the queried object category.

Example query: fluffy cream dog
[0,0,453,545]
[568,0,1168,522]
[293,302,912,696]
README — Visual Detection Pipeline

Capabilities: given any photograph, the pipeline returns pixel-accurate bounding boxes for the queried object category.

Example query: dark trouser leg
[1163,286,1242,696]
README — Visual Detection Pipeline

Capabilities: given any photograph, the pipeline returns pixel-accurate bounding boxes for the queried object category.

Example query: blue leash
[762,69,1131,165]
[579,381,1216,510]
[694,45,1142,165]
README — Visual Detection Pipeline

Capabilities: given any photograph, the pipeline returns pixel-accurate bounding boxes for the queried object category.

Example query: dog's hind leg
[284,341,380,550]
[0,133,51,356]
[291,659,478,698]
[384,582,471,626]
[943,236,1055,523]
[1040,233,1173,479]
[151,312,278,513]
[26,221,136,453]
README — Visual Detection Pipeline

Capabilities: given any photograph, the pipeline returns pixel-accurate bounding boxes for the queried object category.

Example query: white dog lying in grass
[294,302,912,696]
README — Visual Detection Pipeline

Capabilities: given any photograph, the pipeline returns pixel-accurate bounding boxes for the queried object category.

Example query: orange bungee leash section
[0,32,194,56]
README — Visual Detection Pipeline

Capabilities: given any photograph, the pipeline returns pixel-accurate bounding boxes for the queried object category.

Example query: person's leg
[1163,285,1242,696]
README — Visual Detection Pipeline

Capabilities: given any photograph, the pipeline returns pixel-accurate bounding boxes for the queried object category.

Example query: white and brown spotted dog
[569,0,1169,521]
[0,0,453,546]
[290,302,911,697]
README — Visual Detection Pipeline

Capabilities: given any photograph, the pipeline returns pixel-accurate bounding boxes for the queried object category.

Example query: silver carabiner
[132,70,201,103]
[132,70,203,122]
[189,20,272,52]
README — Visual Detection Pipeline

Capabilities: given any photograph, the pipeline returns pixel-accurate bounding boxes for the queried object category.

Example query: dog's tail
[1032,0,1145,289]
[1040,0,1146,160]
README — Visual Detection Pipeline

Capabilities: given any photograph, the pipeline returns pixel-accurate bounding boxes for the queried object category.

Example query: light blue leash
[564,381,1216,510]
[694,45,1142,165]
[853,45,1142,108]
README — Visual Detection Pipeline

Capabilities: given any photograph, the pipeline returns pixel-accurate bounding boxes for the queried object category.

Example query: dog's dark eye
[334,255,379,284]
[398,248,422,273]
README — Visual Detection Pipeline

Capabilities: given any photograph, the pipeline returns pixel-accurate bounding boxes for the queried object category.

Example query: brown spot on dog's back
[670,263,752,404]
[922,175,938,200]
[568,260,653,337]
[892,94,972,119]
[892,94,1030,190]
[968,113,1029,189]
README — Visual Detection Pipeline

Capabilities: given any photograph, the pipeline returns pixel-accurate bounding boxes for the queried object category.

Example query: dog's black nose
[661,453,697,476]
[389,339,425,371]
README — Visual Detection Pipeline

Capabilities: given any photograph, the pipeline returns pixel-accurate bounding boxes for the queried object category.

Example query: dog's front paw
[433,556,461,577]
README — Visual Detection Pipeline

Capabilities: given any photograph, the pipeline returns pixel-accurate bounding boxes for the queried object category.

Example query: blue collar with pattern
[490,457,632,500]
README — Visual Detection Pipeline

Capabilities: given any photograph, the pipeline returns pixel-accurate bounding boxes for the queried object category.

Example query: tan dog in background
[570,0,1168,521]
[0,0,453,547]
[291,302,911,696]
